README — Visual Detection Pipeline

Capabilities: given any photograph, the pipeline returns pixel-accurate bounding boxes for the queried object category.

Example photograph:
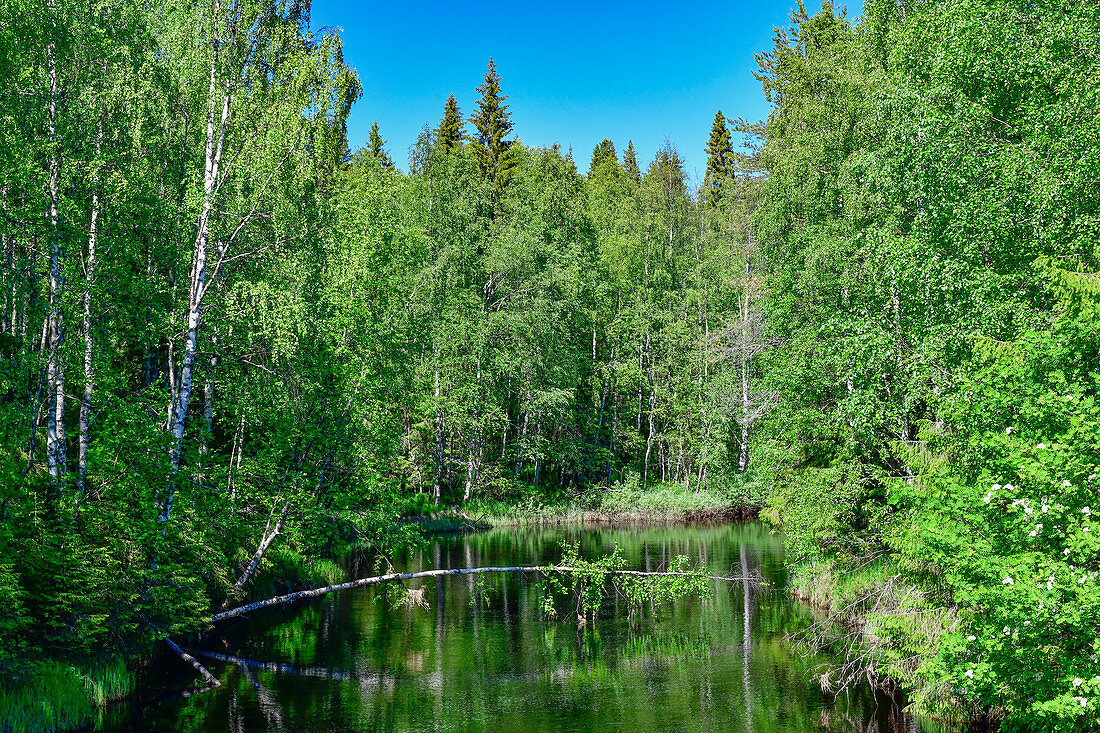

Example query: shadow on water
[95,523,964,733]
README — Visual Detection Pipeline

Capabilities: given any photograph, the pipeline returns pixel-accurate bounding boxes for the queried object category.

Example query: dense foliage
[752,0,1100,729]
[5,0,1099,729]
[0,1,755,725]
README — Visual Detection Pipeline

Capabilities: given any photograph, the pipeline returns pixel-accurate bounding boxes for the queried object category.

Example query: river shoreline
[7,510,963,733]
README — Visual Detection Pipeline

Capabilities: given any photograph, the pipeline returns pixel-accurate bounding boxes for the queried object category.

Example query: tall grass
[0,658,133,733]
[468,477,754,527]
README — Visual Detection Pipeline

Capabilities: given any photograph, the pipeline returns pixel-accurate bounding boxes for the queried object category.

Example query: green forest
[1,0,1099,730]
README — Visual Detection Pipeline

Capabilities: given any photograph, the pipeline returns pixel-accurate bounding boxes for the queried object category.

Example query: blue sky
[311,1,861,183]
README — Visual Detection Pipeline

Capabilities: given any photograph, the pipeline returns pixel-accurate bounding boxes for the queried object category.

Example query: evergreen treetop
[702,111,732,206]
[436,94,464,151]
[589,139,618,175]
[368,120,394,169]
[468,58,516,195]
[622,140,641,183]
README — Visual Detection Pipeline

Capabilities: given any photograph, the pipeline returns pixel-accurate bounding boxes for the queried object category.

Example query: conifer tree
[622,140,641,183]
[589,139,617,175]
[368,120,394,169]
[702,111,733,206]
[436,94,464,151]
[468,58,515,195]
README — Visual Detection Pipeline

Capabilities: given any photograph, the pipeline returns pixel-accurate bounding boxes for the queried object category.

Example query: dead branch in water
[164,638,222,687]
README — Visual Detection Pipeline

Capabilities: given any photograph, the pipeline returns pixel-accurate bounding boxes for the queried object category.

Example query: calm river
[97,523,954,732]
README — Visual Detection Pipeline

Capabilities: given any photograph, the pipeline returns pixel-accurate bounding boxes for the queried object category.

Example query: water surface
[99,523,950,732]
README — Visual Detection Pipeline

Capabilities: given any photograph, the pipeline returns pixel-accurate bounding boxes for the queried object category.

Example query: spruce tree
[589,139,617,175]
[436,94,464,151]
[702,111,733,206]
[468,58,515,195]
[622,140,641,183]
[368,121,394,169]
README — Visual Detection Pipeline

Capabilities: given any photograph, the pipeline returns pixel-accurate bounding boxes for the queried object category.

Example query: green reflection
[98,524,954,732]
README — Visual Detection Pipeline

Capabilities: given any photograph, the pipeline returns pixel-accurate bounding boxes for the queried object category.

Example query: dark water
[98,523,951,732]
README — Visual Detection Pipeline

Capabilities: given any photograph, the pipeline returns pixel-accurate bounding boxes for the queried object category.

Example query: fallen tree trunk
[212,565,757,623]
[164,638,222,687]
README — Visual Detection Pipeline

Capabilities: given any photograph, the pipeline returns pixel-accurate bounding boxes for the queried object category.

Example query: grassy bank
[0,658,134,733]
[785,559,992,728]
[465,481,760,527]
[0,543,352,733]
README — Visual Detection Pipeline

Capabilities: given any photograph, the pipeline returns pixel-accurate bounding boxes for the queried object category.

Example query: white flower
[1085,526,1091,533]
[1025,506,1034,515]
[1090,474,1097,481]
[1065,548,1072,556]
[1003,577,1015,585]
[1079,576,1087,584]
[965,669,975,679]
[1042,504,1050,513]
[1074,696,1088,708]
[1085,507,1092,516]
[984,493,993,504]
[993,483,1002,491]
[1037,443,1047,450]
[967,634,977,641]
[1003,626,1011,634]
[1005,484,1015,491]
[1075,678,1085,688]
[1005,427,1013,434]
[1063,480,1073,487]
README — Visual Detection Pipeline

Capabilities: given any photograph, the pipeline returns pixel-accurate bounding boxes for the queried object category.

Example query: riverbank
[465,483,760,528]
[0,545,349,733]
[786,559,998,730]
[7,494,762,733]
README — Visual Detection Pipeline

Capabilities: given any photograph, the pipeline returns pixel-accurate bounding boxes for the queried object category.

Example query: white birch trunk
[227,409,244,500]
[78,121,103,499]
[161,45,229,523]
[45,16,67,487]
[433,363,444,504]
[226,499,290,603]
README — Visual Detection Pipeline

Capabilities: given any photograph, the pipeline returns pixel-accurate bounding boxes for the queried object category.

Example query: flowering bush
[883,308,1100,730]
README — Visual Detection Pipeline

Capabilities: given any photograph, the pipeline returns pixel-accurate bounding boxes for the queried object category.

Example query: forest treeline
[2,0,1100,729]
[0,0,758,721]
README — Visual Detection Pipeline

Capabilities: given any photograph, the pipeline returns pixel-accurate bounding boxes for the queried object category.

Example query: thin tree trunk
[161,43,230,523]
[0,186,10,335]
[738,285,750,473]
[227,409,244,500]
[513,409,528,477]
[25,312,50,474]
[77,120,103,499]
[433,363,444,504]
[45,13,67,489]
[199,332,217,471]
[224,499,290,605]
[643,335,656,489]
[532,414,541,488]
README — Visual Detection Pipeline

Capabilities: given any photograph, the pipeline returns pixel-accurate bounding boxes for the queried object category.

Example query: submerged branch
[164,638,222,687]
[212,565,759,623]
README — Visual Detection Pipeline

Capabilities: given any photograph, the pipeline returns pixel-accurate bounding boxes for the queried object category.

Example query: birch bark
[45,9,67,487]
[160,36,230,523]
[78,120,103,498]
